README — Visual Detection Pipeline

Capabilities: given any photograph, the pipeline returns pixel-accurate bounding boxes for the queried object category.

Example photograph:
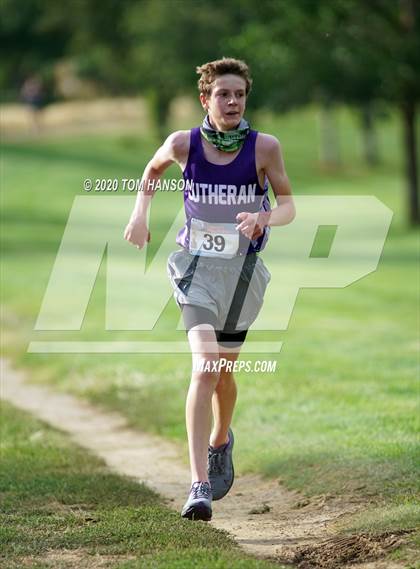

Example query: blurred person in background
[21,74,45,132]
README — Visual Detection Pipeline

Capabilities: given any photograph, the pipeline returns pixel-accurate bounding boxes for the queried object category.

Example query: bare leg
[210,348,241,448]
[185,325,220,483]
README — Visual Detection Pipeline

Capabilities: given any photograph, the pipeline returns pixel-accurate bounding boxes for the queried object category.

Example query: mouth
[225,111,240,117]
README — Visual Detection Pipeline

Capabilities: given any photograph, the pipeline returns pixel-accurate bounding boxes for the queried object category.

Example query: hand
[235,211,270,240]
[124,218,150,250]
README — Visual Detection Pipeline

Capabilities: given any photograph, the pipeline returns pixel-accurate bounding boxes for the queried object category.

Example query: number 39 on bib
[189,218,239,258]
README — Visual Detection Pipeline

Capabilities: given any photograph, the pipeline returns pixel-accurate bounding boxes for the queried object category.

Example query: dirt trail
[1,360,406,567]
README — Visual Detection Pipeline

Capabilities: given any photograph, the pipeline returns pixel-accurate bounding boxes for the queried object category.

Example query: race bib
[189,218,239,258]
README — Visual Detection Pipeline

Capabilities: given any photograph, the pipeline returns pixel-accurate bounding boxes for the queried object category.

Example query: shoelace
[208,447,226,475]
[191,481,211,500]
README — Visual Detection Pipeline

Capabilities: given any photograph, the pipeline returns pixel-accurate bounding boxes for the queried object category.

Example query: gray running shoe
[181,481,212,521]
[208,428,234,501]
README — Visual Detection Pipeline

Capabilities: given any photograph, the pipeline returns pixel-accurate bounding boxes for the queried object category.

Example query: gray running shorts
[167,248,271,332]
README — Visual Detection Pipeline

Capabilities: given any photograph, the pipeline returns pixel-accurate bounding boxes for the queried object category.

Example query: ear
[199,92,209,111]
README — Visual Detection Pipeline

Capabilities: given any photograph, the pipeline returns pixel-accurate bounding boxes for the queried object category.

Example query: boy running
[124,58,295,521]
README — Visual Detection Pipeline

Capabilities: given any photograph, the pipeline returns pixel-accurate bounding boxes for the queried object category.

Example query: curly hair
[196,57,252,97]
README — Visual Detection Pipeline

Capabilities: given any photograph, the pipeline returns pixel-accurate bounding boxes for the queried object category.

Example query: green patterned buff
[200,115,250,152]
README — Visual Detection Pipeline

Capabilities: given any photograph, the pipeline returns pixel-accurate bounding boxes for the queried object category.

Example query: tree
[121,0,234,138]
[0,0,73,101]
[227,0,420,224]
[333,0,420,224]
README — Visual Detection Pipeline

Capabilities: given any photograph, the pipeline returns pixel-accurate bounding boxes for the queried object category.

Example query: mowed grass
[0,402,282,569]
[1,104,419,537]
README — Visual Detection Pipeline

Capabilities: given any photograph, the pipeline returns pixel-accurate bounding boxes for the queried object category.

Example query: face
[200,74,247,132]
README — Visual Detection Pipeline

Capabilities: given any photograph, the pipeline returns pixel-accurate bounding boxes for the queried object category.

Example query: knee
[192,370,220,387]
[191,356,220,386]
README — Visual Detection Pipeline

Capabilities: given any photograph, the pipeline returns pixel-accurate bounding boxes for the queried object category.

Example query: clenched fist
[124,218,150,250]
[235,211,270,240]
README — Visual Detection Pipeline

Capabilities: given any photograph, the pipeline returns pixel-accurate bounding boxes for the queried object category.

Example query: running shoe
[181,481,212,521]
[208,427,234,501]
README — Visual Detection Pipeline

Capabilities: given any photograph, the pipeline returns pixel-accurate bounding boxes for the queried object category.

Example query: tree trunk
[318,102,340,169]
[360,105,380,166]
[401,101,419,226]
[147,89,171,142]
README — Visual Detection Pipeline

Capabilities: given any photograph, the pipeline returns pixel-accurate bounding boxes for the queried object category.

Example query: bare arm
[236,134,295,239]
[124,131,189,248]
[262,135,295,227]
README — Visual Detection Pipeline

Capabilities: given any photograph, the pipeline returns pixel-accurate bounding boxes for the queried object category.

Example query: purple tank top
[176,127,271,255]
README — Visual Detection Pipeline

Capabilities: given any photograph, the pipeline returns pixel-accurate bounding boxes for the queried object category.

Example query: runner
[124,57,295,521]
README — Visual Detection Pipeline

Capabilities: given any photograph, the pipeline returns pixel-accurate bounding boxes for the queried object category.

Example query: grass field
[1,104,419,550]
[0,402,282,568]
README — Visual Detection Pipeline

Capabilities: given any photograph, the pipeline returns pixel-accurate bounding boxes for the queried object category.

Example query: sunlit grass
[1,105,419,538]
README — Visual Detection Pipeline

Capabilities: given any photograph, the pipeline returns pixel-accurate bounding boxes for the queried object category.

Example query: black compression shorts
[181,305,248,347]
